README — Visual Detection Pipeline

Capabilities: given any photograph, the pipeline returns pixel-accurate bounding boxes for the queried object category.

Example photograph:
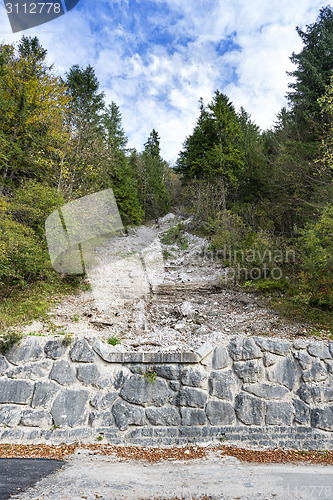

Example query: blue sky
[0,0,329,163]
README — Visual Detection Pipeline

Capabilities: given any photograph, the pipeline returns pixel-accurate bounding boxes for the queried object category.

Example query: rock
[0,405,23,426]
[146,407,180,426]
[302,361,328,383]
[7,361,52,381]
[212,346,231,370]
[322,387,333,402]
[254,338,290,355]
[181,367,207,388]
[205,401,236,425]
[44,340,67,360]
[93,339,118,362]
[70,339,95,363]
[307,342,331,359]
[180,408,206,425]
[293,339,309,350]
[20,409,52,427]
[31,381,60,408]
[174,321,188,333]
[297,385,322,405]
[243,383,289,400]
[90,391,118,410]
[267,358,299,390]
[293,399,310,425]
[180,301,196,317]
[329,343,333,357]
[229,337,262,361]
[113,368,130,389]
[266,402,293,425]
[0,356,9,375]
[326,360,333,374]
[293,351,313,369]
[0,379,34,404]
[51,389,89,427]
[120,375,172,407]
[169,381,180,393]
[311,406,333,432]
[89,410,115,427]
[76,364,101,385]
[49,360,76,385]
[196,325,210,335]
[196,342,214,362]
[209,370,239,401]
[112,400,145,431]
[176,387,207,408]
[235,393,265,425]
[154,365,181,380]
[6,338,43,365]
[263,353,278,367]
[233,360,264,383]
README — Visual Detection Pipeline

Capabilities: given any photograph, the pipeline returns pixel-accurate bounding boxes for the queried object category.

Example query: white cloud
[0,0,329,162]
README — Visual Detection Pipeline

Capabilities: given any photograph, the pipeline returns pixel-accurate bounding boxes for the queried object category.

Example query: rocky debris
[14,214,330,354]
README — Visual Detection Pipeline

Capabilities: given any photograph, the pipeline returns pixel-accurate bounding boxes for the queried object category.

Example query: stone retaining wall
[0,335,332,449]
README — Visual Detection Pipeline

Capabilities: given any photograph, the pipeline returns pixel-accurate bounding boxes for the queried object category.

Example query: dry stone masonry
[0,335,332,449]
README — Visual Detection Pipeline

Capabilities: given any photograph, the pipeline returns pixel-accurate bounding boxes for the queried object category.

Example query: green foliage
[295,204,333,310]
[0,331,22,354]
[160,223,187,249]
[107,336,121,346]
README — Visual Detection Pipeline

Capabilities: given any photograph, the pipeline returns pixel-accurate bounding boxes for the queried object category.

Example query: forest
[0,6,332,336]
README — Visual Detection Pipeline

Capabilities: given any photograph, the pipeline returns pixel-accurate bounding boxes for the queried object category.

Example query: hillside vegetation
[0,7,332,334]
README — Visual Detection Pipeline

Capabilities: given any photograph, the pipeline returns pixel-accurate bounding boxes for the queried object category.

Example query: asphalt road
[3,449,333,500]
[0,458,65,500]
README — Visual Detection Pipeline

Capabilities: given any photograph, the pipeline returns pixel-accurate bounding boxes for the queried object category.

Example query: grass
[266,295,333,338]
[107,336,121,346]
[0,276,88,333]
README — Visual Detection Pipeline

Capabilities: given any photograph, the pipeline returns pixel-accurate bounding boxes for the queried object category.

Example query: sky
[0,0,329,164]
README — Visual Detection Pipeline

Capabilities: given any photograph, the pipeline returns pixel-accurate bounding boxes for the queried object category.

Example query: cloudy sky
[0,0,328,163]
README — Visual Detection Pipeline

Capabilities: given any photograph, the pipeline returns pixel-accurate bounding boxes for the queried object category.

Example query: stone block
[311,407,333,432]
[181,367,207,388]
[112,400,146,431]
[120,375,172,407]
[169,381,180,392]
[307,342,331,359]
[7,361,52,381]
[90,391,118,410]
[6,338,43,365]
[113,368,130,389]
[89,410,115,427]
[70,339,95,363]
[154,365,182,380]
[31,381,60,408]
[0,404,23,426]
[302,361,328,383]
[44,340,67,360]
[254,338,290,355]
[294,351,313,369]
[205,400,236,425]
[20,409,52,427]
[293,399,310,425]
[263,353,278,367]
[267,358,299,390]
[233,360,264,383]
[176,387,207,408]
[51,389,89,427]
[209,370,239,401]
[266,402,293,426]
[0,379,34,404]
[297,385,322,405]
[180,408,206,426]
[76,364,101,385]
[146,407,180,426]
[212,346,231,369]
[235,393,265,425]
[293,339,309,350]
[0,356,9,375]
[243,383,289,400]
[229,337,262,361]
[49,360,76,385]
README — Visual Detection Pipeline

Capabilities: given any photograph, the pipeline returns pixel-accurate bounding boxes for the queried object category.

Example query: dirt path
[20,214,328,350]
